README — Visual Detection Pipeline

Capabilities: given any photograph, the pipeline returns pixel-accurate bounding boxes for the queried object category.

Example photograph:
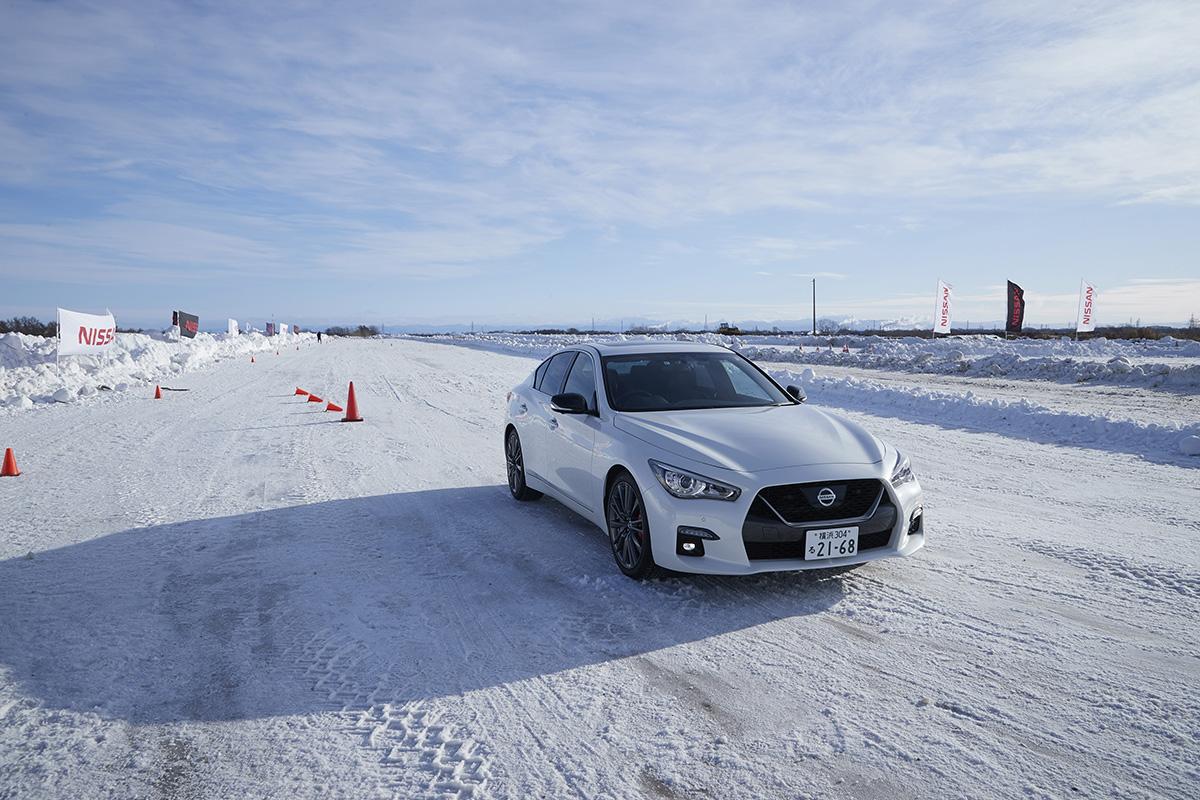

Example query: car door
[511,356,551,472]
[546,350,600,510]
[525,351,576,483]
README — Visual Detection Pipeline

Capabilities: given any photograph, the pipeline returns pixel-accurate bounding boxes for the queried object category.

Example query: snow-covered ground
[2,337,1198,799]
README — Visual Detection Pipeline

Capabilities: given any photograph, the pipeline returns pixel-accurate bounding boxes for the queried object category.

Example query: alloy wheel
[607,479,646,571]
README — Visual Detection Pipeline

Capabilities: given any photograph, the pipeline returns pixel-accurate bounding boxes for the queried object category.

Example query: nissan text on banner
[933,279,953,335]
[1076,280,1096,333]
[1006,281,1025,334]
[176,311,199,339]
[227,318,239,336]
[57,308,116,357]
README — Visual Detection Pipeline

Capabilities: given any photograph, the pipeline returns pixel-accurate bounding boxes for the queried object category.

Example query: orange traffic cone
[294,387,308,396]
[325,401,343,413]
[1,448,19,477]
[154,385,163,399]
[307,394,323,403]
[251,356,255,363]
[842,344,849,353]
[342,381,363,423]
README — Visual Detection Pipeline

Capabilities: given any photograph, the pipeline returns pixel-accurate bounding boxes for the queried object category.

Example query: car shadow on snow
[0,485,849,725]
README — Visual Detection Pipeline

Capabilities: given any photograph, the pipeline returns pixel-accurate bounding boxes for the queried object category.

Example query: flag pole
[811,277,816,336]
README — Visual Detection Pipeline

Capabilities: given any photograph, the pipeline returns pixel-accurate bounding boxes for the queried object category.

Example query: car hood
[613,405,885,473]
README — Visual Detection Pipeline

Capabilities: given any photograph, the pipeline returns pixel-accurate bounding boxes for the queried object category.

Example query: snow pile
[0,330,313,409]
[736,336,1200,390]
[775,367,1200,461]
[418,331,1200,389]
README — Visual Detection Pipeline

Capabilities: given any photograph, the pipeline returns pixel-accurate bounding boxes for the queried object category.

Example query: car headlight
[891,450,915,487]
[649,460,741,501]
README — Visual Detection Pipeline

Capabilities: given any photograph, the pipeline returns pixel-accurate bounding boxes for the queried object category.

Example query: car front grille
[741,484,896,562]
[751,479,883,525]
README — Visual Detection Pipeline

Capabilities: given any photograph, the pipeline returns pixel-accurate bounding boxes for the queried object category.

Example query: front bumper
[631,460,925,575]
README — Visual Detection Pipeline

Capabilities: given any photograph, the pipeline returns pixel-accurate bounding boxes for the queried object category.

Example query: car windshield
[602,351,792,412]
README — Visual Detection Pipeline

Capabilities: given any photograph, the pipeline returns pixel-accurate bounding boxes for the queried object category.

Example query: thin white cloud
[724,237,853,265]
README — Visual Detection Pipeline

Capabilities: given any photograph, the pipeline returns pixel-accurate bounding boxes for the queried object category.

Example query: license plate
[805,526,859,560]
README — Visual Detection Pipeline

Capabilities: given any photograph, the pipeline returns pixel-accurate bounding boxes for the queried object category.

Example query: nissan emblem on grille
[817,487,837,507]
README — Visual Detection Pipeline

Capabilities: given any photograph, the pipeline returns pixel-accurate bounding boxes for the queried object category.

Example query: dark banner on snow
[176,310,199,339]
[1006,281,1025,334]
[266,322,276,336]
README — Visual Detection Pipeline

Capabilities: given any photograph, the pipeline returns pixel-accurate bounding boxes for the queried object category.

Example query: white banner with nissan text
[1076,280,1096,333]
[933,279,953,334]
[57,307,116,357]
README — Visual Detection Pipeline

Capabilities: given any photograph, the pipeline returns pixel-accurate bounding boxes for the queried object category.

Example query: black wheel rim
[506,432,525,494]
[606,480,645,570]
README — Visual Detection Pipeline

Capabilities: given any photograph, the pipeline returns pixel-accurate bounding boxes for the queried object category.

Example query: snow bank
[738,336,1200,390]
[417,331,1200,390]
[0,330,313,410]
[775,367,1200,462]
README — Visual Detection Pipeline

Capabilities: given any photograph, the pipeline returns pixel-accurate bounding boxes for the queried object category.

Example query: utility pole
[811,278,817,336]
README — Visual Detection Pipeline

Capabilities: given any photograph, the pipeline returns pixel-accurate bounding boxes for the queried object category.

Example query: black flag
[176,310,199,339]
[1006,281,1025,334]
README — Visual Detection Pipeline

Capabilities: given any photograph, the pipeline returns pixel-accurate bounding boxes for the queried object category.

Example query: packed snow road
[1,338,1197,799]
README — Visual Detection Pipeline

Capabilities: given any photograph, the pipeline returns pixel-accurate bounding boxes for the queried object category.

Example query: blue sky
[1,0,1198,329]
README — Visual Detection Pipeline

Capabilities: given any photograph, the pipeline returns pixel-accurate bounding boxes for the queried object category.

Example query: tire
[605,471,657,579]
[505,429,542,502]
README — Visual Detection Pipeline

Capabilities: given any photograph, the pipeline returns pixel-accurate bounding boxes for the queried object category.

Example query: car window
[602,351,790,411]
[533,358,551,390]
[562,352,597,410]
[537,352,576,396]
[718,359,773,400]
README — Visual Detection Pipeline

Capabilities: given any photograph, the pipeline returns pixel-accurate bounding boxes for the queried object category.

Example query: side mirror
[786,385,806,403]
[550,392,590,414]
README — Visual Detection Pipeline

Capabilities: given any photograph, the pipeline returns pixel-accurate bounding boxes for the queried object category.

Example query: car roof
[573,340,731,356]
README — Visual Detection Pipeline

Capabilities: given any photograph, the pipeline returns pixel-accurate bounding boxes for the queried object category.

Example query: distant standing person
[317,331,323,343]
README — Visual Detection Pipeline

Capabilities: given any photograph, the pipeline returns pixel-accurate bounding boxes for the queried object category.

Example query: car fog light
[908,509,923,536]
[676,526,716,557]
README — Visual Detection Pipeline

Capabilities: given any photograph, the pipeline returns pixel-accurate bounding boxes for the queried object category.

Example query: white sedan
[504,342,925,579]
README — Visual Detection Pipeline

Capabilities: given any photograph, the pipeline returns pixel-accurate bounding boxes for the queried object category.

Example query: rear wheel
[505,429,542,501]
[605,472,657,579]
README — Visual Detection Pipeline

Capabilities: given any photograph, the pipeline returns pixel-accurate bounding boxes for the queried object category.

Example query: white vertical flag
[227,318,239,336]
[933,279,953,334]
[57,307,116,356]
[1076,280,1096,333]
